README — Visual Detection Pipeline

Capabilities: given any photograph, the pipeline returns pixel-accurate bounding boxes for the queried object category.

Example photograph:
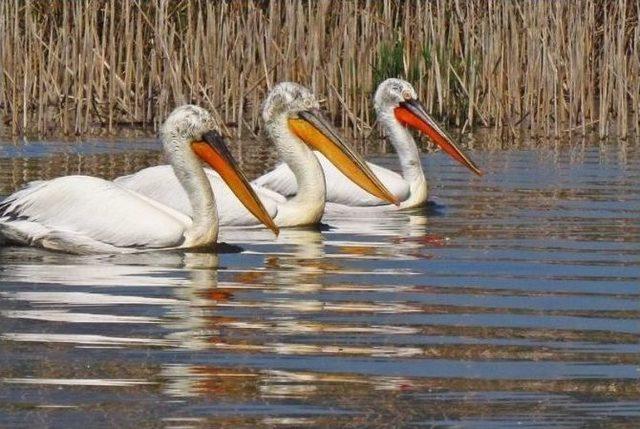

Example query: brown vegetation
[1,0,638,139]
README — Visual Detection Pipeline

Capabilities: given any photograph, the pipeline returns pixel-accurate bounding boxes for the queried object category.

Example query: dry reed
[1,0,638,139]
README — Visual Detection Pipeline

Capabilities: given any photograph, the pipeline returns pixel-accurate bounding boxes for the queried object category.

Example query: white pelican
[253,78,482,210]
[115,82,397,227]
[0,105,277,254]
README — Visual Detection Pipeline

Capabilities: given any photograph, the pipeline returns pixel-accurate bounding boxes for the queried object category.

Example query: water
[0,137,639,428]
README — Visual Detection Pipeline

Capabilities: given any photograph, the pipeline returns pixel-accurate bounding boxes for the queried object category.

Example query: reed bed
[1,0,638,139]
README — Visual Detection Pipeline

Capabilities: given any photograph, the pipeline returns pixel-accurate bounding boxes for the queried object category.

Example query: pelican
[0,105,277,254]
[115,82,397,227]
[254,78,482,210]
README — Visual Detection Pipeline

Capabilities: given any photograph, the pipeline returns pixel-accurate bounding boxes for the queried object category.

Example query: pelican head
[161,105,217,150]
[162,104,278,235]
[262,82,319,123]
[262,82,399,205]
[374,78,481,176]
[374,78,419,111]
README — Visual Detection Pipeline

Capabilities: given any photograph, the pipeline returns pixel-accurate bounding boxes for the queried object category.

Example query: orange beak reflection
[395,100,482,176]
[288,109,399,205]
[192,131,279,235]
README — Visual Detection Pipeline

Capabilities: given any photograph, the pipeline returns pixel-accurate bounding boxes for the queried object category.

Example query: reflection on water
[1,138,639,427]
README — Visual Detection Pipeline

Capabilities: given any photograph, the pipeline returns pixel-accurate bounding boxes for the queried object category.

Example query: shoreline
[1,125,637,145]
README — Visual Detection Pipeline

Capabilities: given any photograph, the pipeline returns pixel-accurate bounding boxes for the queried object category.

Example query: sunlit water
[0,138,639,428]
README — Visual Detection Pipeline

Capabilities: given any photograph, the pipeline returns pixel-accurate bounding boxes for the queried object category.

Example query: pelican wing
[0,176,188,252]
[115,165,280,226]
[253,152,410,206]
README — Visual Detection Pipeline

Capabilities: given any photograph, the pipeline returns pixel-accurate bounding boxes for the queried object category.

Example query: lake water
[0,137,639,428]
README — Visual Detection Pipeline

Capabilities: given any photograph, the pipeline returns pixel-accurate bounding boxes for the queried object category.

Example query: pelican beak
[288,109,399,205]
[395,99,482,176]
[191,131,279,235]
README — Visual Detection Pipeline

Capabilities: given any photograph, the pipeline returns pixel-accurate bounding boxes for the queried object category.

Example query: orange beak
[395,99,482,176]
[191,131,279,235]
[288,109,399,205]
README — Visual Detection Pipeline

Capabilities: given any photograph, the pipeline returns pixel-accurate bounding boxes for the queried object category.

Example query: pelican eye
[302,98,314,109]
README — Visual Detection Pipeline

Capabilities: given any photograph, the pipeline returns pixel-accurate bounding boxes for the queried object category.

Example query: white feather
[115,165,280,227]
[0,176,189,253]
[253,152,410,207]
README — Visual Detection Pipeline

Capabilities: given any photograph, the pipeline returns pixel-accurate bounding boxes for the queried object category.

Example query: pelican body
[0,105,276,254]
[254,79,482,210]
[116,82,396,227]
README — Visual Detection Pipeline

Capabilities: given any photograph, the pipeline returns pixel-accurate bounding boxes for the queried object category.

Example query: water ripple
[1,142,639,427]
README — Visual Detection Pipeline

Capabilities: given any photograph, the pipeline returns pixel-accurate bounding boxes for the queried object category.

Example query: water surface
[0,138,639,428]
